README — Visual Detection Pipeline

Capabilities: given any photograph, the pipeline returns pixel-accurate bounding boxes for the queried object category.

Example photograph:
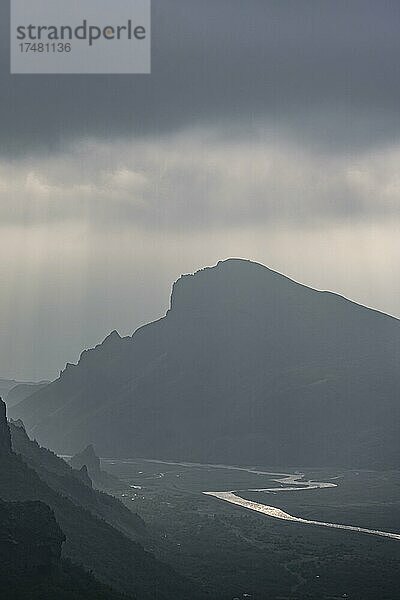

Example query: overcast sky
[1,0,400,380]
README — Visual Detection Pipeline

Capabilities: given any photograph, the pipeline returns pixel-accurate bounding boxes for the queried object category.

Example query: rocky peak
[103,330,121,344]
[70,444,101,477]
[70,444,119,491]
[73,464,93,488]
[169,259,284,315]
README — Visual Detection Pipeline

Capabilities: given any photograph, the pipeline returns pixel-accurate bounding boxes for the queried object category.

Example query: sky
[1,0,400,380]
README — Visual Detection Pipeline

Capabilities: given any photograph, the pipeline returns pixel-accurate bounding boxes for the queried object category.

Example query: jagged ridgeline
[11,259,400,467]
[0,399,204,599]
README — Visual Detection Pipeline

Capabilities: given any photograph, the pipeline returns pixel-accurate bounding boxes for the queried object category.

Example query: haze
[0,0,399,380]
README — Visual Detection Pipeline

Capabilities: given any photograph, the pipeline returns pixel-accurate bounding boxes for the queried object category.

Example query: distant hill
[0,400,203,599]
[0,378,22,402]
[11,259,400,468]
[6,382,49,408]
[0,378,49,409]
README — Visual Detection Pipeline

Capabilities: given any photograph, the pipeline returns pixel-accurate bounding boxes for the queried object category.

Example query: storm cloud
[1,0,400,154]
[1,133,400,230]
[0,1,399,380]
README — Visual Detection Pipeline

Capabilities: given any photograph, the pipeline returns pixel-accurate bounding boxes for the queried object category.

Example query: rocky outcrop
[70,444,118,490]
[72,464,93,488]
[9,418,26,430]
[0,398,11,455]
[70,444,100,477]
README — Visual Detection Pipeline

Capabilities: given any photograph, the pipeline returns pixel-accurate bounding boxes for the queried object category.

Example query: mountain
[11,258,400,467]
[0,400,203,599]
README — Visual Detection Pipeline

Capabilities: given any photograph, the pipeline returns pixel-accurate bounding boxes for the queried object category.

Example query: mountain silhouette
[11,259,400,467]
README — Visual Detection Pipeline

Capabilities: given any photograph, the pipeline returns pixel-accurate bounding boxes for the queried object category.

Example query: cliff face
[0,398,11,455]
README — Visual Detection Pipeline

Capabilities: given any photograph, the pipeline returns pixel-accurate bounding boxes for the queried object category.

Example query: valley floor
[100,459,400,599]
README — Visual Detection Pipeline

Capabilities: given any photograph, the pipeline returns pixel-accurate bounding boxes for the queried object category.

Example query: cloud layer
[2,0,400,154]
[1,131,399,380]
[1,1,399,379]
[1,131,400,230]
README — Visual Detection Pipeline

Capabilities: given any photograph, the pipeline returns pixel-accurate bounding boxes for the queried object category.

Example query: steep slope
[10,421,145,540]
[11,259,400,467]
[0,401,203,599]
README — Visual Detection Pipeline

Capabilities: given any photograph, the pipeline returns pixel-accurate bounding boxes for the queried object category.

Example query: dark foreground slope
[12,259,400,467]
[0,499,129,600]
[0,401,202,599]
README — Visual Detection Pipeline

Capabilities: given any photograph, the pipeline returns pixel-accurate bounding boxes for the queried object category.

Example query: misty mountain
[0,378,20,400]
[6,382,49,408]
[0,378,49,409]
[11,259,400,467]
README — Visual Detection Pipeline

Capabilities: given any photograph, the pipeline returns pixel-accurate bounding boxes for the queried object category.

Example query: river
[139,459,400,542]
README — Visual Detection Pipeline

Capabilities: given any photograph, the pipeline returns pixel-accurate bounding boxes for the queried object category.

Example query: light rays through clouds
[1,130,399,380]
[0,0,399,379]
